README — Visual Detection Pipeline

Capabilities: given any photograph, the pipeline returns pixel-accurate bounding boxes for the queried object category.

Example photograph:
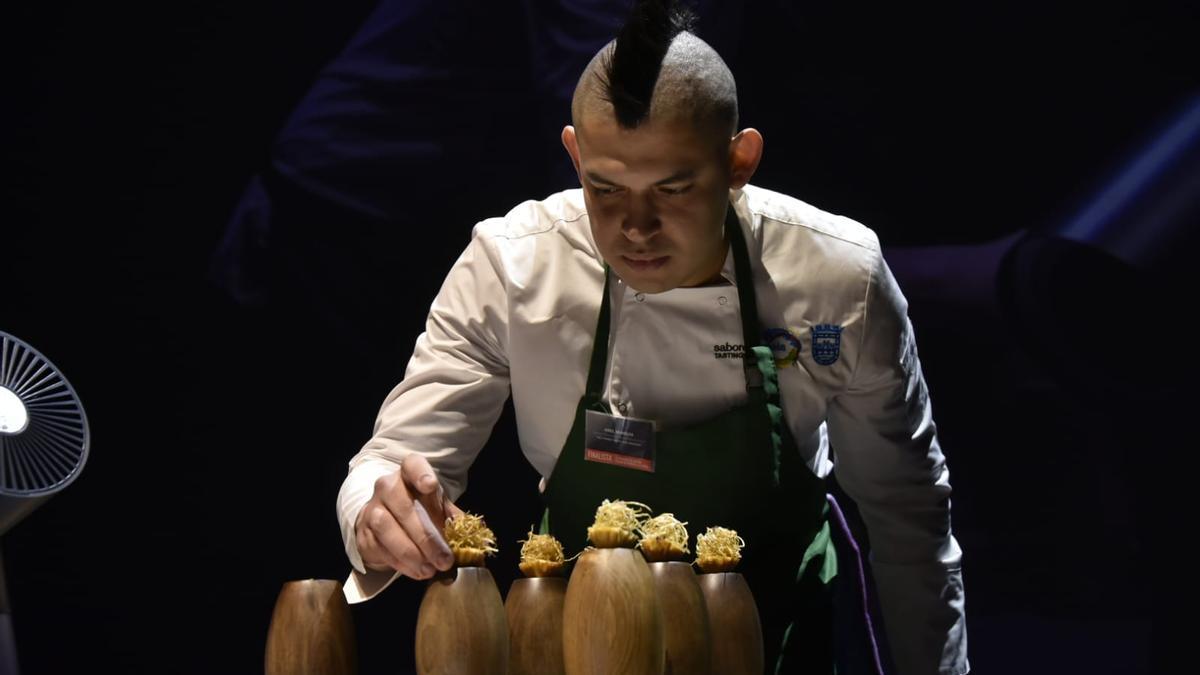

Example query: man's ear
[728,128,764,189]
[562,125,582,179]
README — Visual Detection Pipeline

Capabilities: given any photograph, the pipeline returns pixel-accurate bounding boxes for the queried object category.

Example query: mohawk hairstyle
[603,0,698,128]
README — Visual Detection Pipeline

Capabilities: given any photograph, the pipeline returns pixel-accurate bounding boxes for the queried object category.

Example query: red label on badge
[585,448,654,472]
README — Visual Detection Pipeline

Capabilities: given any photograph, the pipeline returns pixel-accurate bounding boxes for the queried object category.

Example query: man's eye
[592,185,619,195]
[660,185,692,195]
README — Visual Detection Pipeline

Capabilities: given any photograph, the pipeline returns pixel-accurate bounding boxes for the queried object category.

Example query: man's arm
[825,249,969,675]
[336,222,512,595]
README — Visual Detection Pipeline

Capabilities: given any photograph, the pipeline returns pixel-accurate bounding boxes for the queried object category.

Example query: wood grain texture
[264,579,357,675]
[416,566,510,675]
[562,547,664,675]
[697,572,763,675]
[505,576,567,675]
[648,562,712,675]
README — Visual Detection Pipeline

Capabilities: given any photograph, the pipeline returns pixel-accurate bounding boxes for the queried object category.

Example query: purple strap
[827,492,887,675]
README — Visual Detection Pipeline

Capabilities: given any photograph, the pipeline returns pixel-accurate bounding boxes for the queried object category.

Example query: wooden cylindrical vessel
[505,576,567,675]
[416,566,510,674]
[648,561,712,675]
[264,578,357,675]
[697,572,762,675]
[562,547,664,675]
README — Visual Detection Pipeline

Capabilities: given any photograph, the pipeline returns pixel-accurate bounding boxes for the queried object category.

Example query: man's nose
[622,199,660,242]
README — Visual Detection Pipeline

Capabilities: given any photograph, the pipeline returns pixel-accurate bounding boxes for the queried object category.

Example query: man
[337,1,967,673]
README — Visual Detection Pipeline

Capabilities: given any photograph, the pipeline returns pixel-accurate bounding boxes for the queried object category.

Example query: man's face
[564,113,734,293]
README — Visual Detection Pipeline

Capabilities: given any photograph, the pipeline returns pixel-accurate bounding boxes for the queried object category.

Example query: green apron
[541,206,838,674]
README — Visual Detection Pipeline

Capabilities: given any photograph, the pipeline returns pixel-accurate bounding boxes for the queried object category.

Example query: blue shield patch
[811,324,843,365]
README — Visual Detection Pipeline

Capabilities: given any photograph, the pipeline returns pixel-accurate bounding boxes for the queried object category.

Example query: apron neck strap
[585,202,762,400]
[724,202,763,351]
[585,266,614,400]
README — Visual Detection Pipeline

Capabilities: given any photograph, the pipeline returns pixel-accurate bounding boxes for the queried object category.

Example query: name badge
[584,409,656,473]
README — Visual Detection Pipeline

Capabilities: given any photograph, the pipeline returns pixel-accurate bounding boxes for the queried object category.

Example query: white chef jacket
[337,184,968,675]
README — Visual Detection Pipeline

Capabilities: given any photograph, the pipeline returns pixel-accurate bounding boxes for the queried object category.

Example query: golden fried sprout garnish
[443,512,499,567]
[517,529,566,577]
[637,513,690,562]
[695,526,745,573]
[587,499,652,548]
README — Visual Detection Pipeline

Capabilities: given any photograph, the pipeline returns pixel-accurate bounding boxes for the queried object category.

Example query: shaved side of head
[571,1,738,140]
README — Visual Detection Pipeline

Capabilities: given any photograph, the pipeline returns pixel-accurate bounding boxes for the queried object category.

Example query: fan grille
[0,333,89,495]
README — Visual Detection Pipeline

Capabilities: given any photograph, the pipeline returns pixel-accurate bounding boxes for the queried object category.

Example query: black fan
[0,332,90,675]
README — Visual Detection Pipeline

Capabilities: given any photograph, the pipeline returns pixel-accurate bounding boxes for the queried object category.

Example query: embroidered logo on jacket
[712,343,748,360]
[811,324,843,365]
[763,328,802,368]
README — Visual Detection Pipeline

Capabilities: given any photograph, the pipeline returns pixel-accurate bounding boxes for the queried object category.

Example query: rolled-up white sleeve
[826,250,969,675]
[336,223,511,596]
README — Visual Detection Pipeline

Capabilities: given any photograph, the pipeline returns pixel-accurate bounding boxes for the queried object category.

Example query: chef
[336,2,967,673]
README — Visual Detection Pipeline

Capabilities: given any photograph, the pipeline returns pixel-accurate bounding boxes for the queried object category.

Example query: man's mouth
[622,255,669,271]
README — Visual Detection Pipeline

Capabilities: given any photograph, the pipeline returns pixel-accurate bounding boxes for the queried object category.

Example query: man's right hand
[354,454,461,579]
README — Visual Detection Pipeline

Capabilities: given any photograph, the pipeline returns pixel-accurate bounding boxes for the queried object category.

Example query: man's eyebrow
[653,169,696,185]
[584,169,696,186]
[585,171,618,185]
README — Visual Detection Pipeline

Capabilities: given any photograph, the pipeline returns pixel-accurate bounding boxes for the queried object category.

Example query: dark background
[3,1,1197,673]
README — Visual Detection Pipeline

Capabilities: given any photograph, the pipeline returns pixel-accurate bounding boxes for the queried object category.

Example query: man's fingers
[415,481,449,529]
[361,462,457,576]
[378,478,454,571]
[400,453,441,495]
[362,505,436,579]
[409,498,455,571]
[398,456,457,571]
[357,519,403,573]
[413,486,459,571]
